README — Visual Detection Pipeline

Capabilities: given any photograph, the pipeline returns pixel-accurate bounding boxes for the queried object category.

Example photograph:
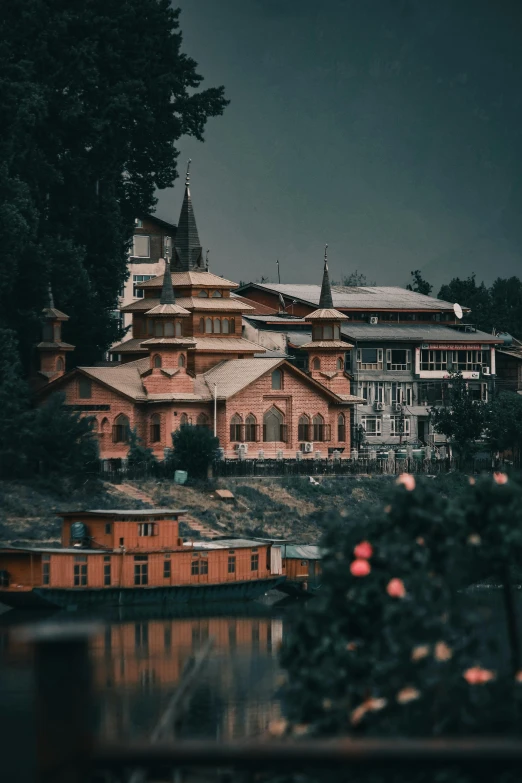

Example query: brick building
[36,173,362,463]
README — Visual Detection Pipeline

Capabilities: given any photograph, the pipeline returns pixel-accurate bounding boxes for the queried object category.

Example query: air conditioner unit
[393,403,402,412]
[370,316,379,325]
[470,372,480,379]
[237,443,248,454]
[303,442,314,453]
[374,401,385,411]
[482,366,491,376]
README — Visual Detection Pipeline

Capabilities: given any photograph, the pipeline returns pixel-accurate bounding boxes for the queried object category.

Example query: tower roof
[43,283,69,321]
[173,160,204,271]
[160,258,176,304]
[319,245,333,308]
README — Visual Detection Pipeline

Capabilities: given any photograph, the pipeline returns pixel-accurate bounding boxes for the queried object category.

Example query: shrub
[169,425,219,479]
[126,427,157,473]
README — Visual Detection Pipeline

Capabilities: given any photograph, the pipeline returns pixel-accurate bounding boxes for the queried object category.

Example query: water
[0,601,293,780]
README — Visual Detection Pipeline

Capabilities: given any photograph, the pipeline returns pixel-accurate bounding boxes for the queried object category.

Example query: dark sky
[156,0,522,290]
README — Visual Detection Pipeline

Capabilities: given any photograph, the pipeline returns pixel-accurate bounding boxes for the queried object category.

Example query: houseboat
[0,510,285,609]
[280,545,322,595]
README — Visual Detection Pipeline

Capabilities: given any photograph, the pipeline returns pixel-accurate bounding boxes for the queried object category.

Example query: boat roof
[59,509,187,518]
[0,546,107,554]
[283,544,322,560]
[184,538,269,550]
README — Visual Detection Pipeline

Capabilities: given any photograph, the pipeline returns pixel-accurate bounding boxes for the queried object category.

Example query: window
[338,413,346,441]
[361,415,382,435]
[112,414,130,443]
[163,560,171,579]
[323,325,333,339]
[420,350,448,371]
[312,357,321,370]
[386,349,411,371]
[197,413,209,428]
[245,414,257,442]
[312,324,341,340]
[214,318,221,333]
[230,318,235,333]
[104,556,111,586]
[132,274,155,297]
[251,553,259,571]
[138,522,157,537]
[336,357,343,371]
[105,523,111,534]
[198,290,209,297]
[155,321,163,337]
[200,558,208,575]
[391,383,413,406]
[180,413,189,427]
[78,377,92,399]
[222,318,230,334]
[56,356,64,372]
[164,321,174,337]
[357,348,383,369]
[199,318,205,332]
[74,556,87,587]
[191,559,200,576]
[134,558,148,586]
[263,406,285,442]
[374,382,385,403]
[150,414,161,442]
[135,218,143,228]
[390,416,411,436]
[101,417,109,436]
[451,350,484,372]
[271,369,282,390]
[313,414,325,442]
[228,556,236,573]
[212,290,222,298]
[153,354,162,368]
[132,236,150,258]
[42,555,50,586]
[205,317,212,333]
[175,321,182,337]
[43,323,53,341]
[178,354,185,367]
[419,382,445,406]
[298,415,310,441]
[230,414,243,442]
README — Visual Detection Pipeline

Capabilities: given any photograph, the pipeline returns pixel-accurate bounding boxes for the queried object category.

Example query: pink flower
[463,666,495,685]
[396,686,421,704]
[354,541,373,560]
[469,477,476,485]
[515,671,522,683]
[387,578,406,598]
[416,537,425,546]
[493,472,508,485]
[396,473,416,491]
[350,559,371,577]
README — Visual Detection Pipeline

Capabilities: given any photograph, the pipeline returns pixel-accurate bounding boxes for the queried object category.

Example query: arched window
[312,325,322,341]
[101,417,109,436]
[154,321,163,337]
[263,407,285,442]
[312,357,321,370]
[56,356,64,371]
[180,413,189,427]
[197,413,209,428]
[205,317,212,333]
[245,414,257,442]
[338,413,346,442]
[313,414,325,442]
[336,357,344,371]
[153,354,162,368]
[198,290,209,298]
[164,321,174,337]
[271,369,282,390]
[298,415,310,441]
[90,417,99,433]
[150,413,161,442]
[230,413,243,442]
[213,318,221,334]
[178,354,185,367]
[175,321,182,336]
[323,324,333,339]
[334,325,341,339]
[222,318,230,334]
[199,318,205,333]
[212,290,222,298]
[113,414,130,443]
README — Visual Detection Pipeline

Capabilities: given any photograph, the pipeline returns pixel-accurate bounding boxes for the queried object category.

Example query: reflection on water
[0,604,288,748]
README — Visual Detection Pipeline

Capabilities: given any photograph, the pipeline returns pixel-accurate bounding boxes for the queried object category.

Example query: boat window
[74,561,87,587]
[301,560,308,566]
[200,559,209,575]
[105,523,111,534]
[163,561,171,578]
[133,555,149,561]
[134,562,148,586]
[229,549,235,554]
[251,553,259,571]
[104,560,111,586]
[191,560,200,576]
[228,556,236,573]
[138,522,157,537]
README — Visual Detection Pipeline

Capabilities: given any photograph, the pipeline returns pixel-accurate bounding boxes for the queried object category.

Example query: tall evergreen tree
[406,269,432,296]
[0,329,31,477]
[438,275,492,332]
[0,0,228,367]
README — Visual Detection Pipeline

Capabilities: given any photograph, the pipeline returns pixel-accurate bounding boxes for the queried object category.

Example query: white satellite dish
[453,302,463,320]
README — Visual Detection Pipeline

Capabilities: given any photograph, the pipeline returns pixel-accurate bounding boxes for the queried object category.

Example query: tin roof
[60,509,187,517]
[307,308,348,321]
[283,544,322,560]
[340,324,501,343]
[138,271,238,289]
[145,303,191,317]
[121,297,251,313]
[237,283,464,312]
[185,538,269,550]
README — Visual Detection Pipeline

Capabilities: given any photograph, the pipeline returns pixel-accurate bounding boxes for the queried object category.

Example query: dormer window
[153,354,162,368]
[212,291,222,298]
[198,290,209,298]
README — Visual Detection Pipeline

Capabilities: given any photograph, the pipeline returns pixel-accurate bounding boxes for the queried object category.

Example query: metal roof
[59,509,187,517]
[341,324,501,343]
[238,283,463,312]
[184,538,268,550]
[244,314,308,325]
[283,544,322,560]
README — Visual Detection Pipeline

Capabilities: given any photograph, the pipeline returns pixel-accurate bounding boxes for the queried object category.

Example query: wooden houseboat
[280,544,322,595]
[0,510,285,609]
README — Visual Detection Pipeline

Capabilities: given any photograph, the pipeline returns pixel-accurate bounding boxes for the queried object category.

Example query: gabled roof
[145,303,191,317]
[230,294,278,315]
[200,358,283,399]
[137,271,238,289]
[121,297,250,313]
[340,324,502,343]
[109,336,263,355]
[81,359,149,401]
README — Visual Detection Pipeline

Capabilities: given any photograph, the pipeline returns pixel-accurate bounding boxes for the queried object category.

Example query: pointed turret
[145,258,191,318]
[33,284,74,387]
[319,244,334,308]
[172,159,204,271]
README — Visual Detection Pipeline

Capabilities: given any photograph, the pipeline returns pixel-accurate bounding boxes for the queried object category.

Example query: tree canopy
[0,0,228,367]
[406,269,432,296]
[429,371,486,459]
[170,424,219,479]
[438,275,522,339]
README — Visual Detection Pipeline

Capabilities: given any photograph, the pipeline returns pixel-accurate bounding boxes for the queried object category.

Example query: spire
[319,244,334,308]
[205,249,210,272]
[173,158,203,271]
[160,257,176,305]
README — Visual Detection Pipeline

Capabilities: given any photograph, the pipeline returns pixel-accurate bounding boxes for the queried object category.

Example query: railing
[11,624,522,783]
